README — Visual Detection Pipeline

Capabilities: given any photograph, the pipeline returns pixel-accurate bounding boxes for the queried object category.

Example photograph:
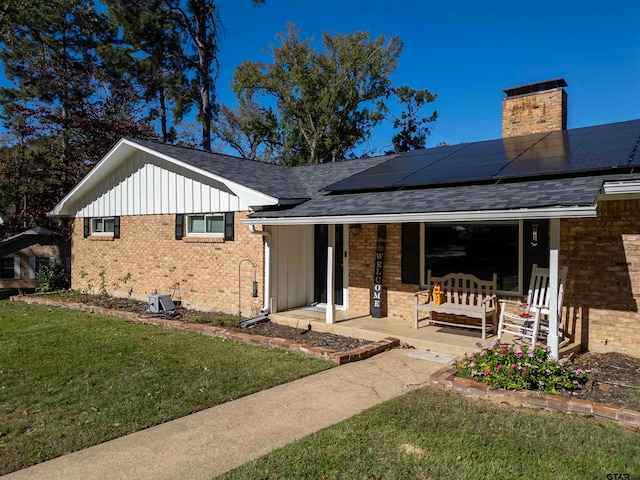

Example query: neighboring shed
[0,226,70,290]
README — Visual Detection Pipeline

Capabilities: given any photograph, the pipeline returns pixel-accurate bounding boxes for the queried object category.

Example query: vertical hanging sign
[372,225,386,318]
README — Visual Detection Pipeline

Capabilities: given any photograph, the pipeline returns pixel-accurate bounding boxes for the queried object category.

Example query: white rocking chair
[497,264,568,346]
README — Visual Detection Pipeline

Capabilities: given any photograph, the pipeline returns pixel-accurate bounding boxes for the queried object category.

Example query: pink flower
[511,364,516,369]
[496,365,502,371]
[522,370,527,375]
[484,370,490,376]
[517,353,523,358]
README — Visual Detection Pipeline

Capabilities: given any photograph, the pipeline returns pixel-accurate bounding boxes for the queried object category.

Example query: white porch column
[326,225,336,324]
[547,218,560,359]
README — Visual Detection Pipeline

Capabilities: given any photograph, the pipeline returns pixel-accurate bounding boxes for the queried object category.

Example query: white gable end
[51,139,279,217]
[74,150,247,217]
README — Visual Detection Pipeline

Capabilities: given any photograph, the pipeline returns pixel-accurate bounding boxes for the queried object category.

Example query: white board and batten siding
[270,225,314,311]
[74,151,248,217]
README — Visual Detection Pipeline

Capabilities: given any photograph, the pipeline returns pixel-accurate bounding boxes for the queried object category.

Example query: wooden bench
[414,271,498,339]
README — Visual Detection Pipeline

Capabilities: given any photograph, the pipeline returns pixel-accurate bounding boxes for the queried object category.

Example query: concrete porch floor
[269,307,582,359]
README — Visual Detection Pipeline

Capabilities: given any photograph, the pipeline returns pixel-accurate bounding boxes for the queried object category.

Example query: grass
[0,301,333,475]
[217,388,640,479]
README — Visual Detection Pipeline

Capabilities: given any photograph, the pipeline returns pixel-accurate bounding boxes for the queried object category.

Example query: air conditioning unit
[148,294,176,313]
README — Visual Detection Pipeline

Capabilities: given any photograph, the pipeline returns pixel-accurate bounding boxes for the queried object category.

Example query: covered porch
[269,306,582,359]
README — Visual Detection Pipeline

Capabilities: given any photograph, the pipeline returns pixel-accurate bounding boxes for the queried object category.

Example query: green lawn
[217,388,640,480]
[0,301,333,475]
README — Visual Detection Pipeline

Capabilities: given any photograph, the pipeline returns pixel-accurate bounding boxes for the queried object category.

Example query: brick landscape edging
[430,366,640,428]
[10,295,399,364]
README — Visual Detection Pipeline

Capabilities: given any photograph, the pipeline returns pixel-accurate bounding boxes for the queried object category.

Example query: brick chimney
[502,79,568,138]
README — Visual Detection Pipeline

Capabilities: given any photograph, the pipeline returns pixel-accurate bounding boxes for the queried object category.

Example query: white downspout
[249,225,271,313]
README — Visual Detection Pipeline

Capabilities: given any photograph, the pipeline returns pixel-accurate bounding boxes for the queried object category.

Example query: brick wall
[349,207,640,356]
[561,199,640,355]
[71,213,265,315]
[502,88,567,137]
[348,223,420,320]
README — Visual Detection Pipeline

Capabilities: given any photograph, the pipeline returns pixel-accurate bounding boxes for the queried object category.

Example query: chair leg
[531,311,542,346]
[497,309,505,340]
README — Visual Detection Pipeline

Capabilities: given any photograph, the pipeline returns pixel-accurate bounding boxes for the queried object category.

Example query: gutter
[249,225,271,313]
[602,180,640,195]
[242,206,598,226]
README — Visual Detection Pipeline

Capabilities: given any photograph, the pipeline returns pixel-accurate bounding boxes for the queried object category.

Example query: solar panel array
[326,119,640,192]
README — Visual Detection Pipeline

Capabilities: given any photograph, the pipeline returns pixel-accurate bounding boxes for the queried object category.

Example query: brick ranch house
[51,79,640,357]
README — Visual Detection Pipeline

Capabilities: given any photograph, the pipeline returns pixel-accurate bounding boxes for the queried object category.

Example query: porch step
[269,312,474,359]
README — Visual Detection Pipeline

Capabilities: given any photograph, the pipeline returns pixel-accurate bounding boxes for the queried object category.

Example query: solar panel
[324,119,640,192]
[497,119,640,179]
[326,143,467,191]
[395,135,548,187]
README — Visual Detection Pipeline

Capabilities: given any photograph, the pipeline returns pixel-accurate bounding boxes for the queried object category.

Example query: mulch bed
[562,352,640,412]
[26,293,374,353]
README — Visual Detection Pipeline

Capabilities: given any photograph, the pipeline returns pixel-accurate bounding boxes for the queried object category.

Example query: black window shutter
[401,223,420,284]
[83,218,90,238]
[175,214,184,240]
[113,216,121,239]
[224,212,234,241]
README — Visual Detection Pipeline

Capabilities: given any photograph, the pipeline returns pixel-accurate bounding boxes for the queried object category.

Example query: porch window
[187,214,224,236]
[424,221,519,292]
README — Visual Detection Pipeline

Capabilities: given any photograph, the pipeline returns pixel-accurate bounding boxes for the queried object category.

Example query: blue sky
[215,0,640,154]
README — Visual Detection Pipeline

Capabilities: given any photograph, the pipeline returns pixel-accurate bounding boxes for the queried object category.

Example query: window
[1,257,16,279]
[92,217,115,234]
[187,214,224,236]
[424,221,520,293]
[84,217,120,238]
[29,257,53,280]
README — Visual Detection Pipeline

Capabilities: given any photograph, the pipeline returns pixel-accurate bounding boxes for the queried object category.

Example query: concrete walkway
[3,348,449,480]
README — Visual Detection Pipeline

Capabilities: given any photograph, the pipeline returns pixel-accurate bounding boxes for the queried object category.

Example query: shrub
[35,263,70,293]
[455,339,590,394]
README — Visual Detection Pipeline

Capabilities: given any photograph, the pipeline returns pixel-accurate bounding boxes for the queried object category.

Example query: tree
[387,85,437,153]
[104,0,193,143]
[0,0,155,231]
[212,99,279,161]
[230,23,403,165]
[164,0,264,152]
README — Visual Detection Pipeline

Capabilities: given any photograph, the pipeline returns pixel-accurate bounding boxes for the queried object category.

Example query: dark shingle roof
[128,139,392,201]
[129,139,308,200]
[292,154,394,198]
[250,175,627,219]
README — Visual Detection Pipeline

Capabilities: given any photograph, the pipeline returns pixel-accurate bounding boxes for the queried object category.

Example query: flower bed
[455,339,590,394]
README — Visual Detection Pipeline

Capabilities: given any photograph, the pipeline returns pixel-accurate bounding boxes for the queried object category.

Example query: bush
[35,263,70,293]
[455,339,590,394]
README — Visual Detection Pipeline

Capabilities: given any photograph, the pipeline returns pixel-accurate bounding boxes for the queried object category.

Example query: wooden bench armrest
[414,289,431,298]
[481,295,497,306]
